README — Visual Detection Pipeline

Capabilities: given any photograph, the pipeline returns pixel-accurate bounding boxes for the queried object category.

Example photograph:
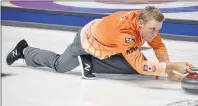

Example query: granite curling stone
[181,73,198,94]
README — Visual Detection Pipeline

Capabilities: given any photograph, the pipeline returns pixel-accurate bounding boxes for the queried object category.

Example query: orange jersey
[81,10,169,76]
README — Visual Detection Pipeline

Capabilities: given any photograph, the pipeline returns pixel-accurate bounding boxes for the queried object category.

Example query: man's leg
[6,29,96,79]
[23,45,82,73]
[92,53,147,74]
[24,31,90,73]
[7,30,83,70]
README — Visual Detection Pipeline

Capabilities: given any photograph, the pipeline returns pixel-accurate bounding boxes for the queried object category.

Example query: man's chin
[142,36,152,42]
[143,38,150,42]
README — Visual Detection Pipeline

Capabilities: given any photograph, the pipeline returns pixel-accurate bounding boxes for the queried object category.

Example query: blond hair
[138,6,165,22]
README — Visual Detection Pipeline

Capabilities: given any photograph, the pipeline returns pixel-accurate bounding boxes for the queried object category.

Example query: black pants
[92,54,147,74]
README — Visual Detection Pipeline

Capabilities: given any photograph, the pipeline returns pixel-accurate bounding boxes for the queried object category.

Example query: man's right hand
[165,62,195,82]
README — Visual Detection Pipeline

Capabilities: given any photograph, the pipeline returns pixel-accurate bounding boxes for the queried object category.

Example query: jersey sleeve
[147,34,170,62]
[115,16,167,76]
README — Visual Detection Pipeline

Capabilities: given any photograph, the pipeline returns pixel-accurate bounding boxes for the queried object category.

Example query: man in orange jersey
[6,6,194,81]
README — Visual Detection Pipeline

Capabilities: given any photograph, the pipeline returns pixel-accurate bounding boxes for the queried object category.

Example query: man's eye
[151,28,155,31]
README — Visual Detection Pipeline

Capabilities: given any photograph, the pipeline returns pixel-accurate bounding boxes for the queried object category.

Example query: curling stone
[181,73,198,94]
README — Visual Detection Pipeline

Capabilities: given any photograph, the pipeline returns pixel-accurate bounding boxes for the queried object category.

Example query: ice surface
[2,26,198,106]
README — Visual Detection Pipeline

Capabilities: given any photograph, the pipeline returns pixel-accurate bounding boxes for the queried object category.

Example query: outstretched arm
[147,34,170,62]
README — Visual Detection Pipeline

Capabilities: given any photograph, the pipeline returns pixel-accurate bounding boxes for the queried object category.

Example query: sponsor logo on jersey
[125,38,135,43]
[144,65,156,72]
[126,46,138,55]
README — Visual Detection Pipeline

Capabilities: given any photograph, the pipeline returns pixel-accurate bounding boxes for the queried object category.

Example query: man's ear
[139,19,144,25]
[139,19,144,29]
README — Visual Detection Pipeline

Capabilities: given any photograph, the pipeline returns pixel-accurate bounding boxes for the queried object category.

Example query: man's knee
[54,57,79,73]
[54,64,71,73]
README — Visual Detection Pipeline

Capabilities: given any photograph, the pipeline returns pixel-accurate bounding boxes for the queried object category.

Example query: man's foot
[80,55,96,79]
[81,62,96,79]
[6,39,28,65]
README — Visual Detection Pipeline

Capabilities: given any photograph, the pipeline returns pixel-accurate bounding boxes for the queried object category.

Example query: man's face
[139,19,163,42]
